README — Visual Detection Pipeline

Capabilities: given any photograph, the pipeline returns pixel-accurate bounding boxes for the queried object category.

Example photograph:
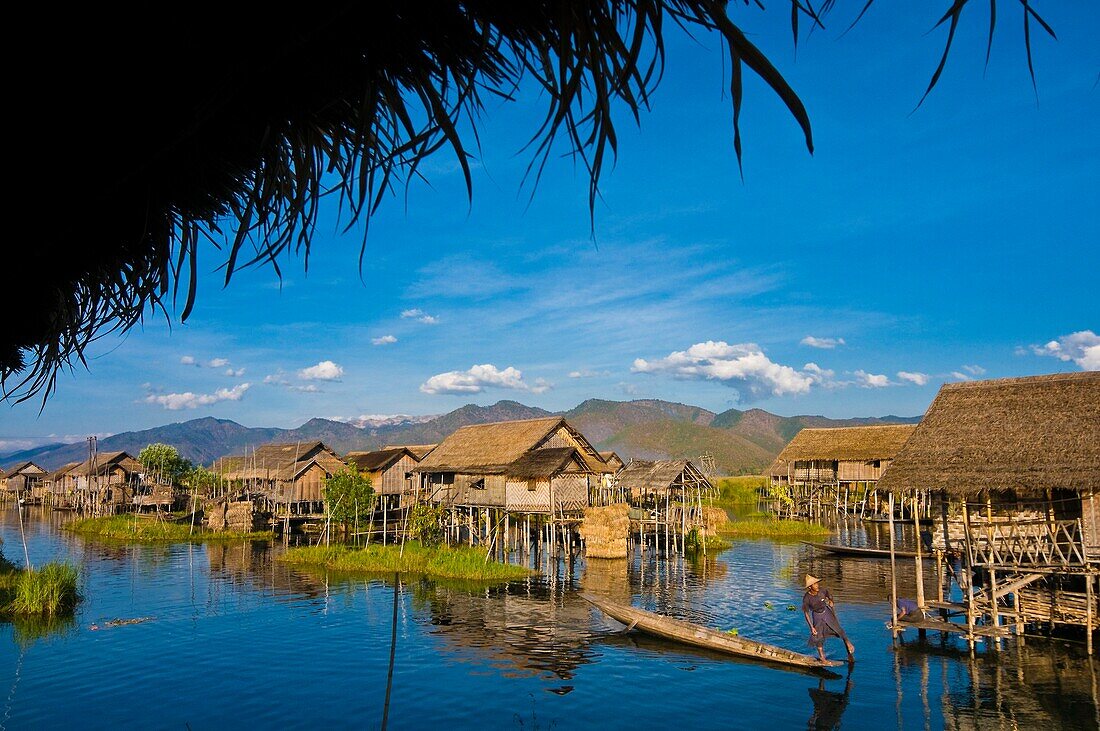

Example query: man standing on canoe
[803,575,855,663]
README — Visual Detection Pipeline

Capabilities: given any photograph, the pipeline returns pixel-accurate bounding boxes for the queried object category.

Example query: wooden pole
[986,496,1000,646]
[1088,573,1095,656]
[962,501,977,649]
[913,494,926,610]
[889,492,899,639]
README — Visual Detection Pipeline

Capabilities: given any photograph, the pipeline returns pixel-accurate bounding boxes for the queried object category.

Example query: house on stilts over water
[1,461,47,504]
[414,417,612,547]
[877,371,1100,652]
[773,424,917,519]
[345,445,431,511]
[214,441,347,518]
[612,459,716,553]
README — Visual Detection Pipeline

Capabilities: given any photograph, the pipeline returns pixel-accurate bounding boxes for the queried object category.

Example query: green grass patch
[66,515,272,543]
[279,542,533,582]
[0,561,81,616]
[714,475,768,506]
[718,517,831,540]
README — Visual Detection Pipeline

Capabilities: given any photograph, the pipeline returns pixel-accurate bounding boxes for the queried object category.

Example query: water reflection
[2,508,1100,730]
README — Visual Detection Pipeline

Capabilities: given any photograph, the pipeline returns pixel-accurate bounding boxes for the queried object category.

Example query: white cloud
[180,355,197,366]
[950,371,971,381]
[802,362,837,387]
[144,383,251,410]
[225,367,246,377]
[207,358,230,368]
[1029,330,1100,371]
[853,370,891,388]
[961,364,986,376]
[420,364,542,395]
[800,336,846,349]
[568,369,611,379]
[298,361,344,381]
[632,341,813,402]
[263,373,287,385]
[372,335,398,346]
[897,371,930,386]
[401,308,439,325]
[288,384,321,393]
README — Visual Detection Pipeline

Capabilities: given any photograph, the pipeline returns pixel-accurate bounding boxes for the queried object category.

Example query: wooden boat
[580,593,843,669]
[801,541,917,559]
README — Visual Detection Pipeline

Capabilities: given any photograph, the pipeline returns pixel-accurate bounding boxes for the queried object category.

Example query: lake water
[2,507,1097,730]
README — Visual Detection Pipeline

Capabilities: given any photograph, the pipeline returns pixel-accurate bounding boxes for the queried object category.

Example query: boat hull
[581,593,843,669]
[801,541,918,559]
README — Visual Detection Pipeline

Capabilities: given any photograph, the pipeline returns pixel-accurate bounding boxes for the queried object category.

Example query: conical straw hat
[804,574,821,589]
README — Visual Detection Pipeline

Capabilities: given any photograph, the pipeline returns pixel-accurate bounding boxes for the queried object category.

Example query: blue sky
[3,4,1098,452]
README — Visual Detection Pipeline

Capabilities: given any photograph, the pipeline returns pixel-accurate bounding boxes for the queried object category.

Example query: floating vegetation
[66,515,272,543]
[0,561,81,617]
[279,542,533,582]
[90,617,156,631]
[718,518,830,540]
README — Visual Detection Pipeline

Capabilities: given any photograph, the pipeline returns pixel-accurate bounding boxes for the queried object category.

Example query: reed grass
[718,517,830,540]
[714,476,768,506]
[280,542,533,582]
[66,515,272,543]
[0,562,81,616]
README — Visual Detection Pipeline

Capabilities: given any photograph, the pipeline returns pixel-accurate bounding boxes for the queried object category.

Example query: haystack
[701,506,729,534]
[205,498,228,531]
[579,503,630,559]
[225,500,267,532]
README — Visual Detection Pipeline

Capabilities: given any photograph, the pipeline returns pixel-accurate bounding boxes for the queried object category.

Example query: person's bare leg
[818,646,827,662]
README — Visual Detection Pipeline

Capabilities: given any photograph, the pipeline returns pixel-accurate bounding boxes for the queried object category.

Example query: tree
[323,465,375,533]
[182,466,221,497]
[138,444,192,486]
[3,2,1062,402]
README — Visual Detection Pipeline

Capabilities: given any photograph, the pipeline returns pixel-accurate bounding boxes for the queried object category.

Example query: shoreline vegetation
[279,542,534,582]
[66,515,273,543]
[713,476,769,507]
[0,554,81,617]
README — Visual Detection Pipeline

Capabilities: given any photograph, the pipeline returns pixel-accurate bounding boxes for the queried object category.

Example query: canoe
[801,541,917,559]
[580,593,843,670]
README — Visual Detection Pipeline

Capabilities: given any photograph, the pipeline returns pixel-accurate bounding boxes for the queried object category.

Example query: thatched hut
[878,372,1100,647]
[599,451,625,473]
[345,447,422,507]
[1,461,46,501]
[44,461,81,506]
[613,459,712,501]
[777,424,916,486]
[70,451,142,507]
[414,417,608,514]
[215,441,346,509]
[384,444,437,459]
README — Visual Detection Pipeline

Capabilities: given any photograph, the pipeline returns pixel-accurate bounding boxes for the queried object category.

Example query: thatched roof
[614,460,711,494]
[383,444,437,459]
[878,372,1100,497]
[3,461,45,476]
[765,458,787,478]
[72,451,140,477]
[46,461,81,482]
[216,441,344,480]
[345,447,419,473]
[507,448,591,480]
[777,425,917,463]
[3,3,823,405]
[416,417,607,474]
[599,451,625,469]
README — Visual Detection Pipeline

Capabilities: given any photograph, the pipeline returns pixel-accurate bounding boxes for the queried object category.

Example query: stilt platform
[891,616,1010,639]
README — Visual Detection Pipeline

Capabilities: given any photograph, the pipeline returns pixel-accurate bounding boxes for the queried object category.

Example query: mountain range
[2,399,920,474]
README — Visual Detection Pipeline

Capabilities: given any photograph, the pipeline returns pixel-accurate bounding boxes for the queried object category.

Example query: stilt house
[613,459,713,502]
[1,461,46,499]
[215,441,346,507]
[72,451,142,505]
[599,452,625,474]
[345,447,423,508]
[414,417,609,514]
[878,372,1100,648]
[775,424,916,517]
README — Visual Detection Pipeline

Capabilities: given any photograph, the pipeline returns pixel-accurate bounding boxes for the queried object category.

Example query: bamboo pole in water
[962,501,977,650]
[888,492,899,639]
[913,494,925,610]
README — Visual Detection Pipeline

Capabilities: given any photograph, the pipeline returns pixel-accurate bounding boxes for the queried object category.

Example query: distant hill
[4,399,920,473]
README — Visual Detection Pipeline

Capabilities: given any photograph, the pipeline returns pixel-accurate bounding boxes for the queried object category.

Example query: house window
[472,479,486,490]
[527,479,537,492]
